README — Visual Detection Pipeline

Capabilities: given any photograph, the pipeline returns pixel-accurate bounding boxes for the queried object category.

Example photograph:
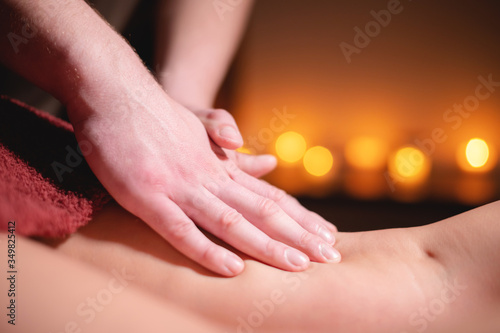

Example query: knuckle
[301,217,319,232]
[291,212,311,229]
[264,239,281,258]
[256,197,281,217]
[219,208,242,231]
[225,161,241,177]
[288,195,300,205]
[207,108,231,121]
[294,209,316,228]
[298,231,315,248]
[136,167,168,193]
[308,211,326,226]
[267,186,287,203]
[205,180,222,195]
[168,220,195,241]
[198,244,219,263]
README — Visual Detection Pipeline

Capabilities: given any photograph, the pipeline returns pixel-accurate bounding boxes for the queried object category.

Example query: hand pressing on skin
[0,0,338,278]
[69,82,339,277]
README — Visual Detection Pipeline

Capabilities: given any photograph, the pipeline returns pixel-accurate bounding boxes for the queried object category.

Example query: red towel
[0,96,110,237]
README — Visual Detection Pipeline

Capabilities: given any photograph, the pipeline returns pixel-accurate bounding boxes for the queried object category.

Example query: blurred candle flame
[275,131,307,163]
[457,138,497,173]
[388,146,431,185]
[303,146,334,177]
[345,136,388,170]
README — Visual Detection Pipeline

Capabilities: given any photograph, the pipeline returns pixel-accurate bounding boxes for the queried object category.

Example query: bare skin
[0,235,225,333]
[38,201,500,333]
[0,0,339,276]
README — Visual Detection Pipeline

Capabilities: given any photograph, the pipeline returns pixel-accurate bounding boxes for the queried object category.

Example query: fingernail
[224,254,244,275]
[318,227,335,245]
[220,126,242,143]
[320,244,341,263]
[259,154,277,165]
[285,249,309,268]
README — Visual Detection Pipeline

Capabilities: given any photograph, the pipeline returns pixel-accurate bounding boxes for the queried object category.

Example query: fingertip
[218,126,244,149]
[319,243,341,263]
[222,253,245,276]
[258,154,277,168]
[332,248,342,263]
[284,248,310,271]
[239,154,277,177]
[318,227,336,245]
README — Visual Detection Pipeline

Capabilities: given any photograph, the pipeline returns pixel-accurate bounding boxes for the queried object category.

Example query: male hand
[71,89,339,277]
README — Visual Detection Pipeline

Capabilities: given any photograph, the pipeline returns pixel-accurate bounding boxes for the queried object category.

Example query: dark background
[2,0,499,231]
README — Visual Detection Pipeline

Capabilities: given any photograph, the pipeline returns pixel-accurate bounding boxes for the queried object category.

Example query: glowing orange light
[466,138,489,168]
[236,146,253,155]
[345,137,388,170]
[457,138,497,173]
[275,131,307,163]
[388,146,431,184]
[303,146,333,177]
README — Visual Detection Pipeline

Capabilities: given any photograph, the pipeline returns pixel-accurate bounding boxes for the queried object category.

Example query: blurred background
[223,0,500,230]
[2,0,499,231]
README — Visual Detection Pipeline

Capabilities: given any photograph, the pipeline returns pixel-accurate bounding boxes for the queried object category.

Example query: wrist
[157,70,216,111]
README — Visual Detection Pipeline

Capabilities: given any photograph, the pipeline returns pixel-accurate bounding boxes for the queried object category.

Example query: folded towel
[0,96,110,237]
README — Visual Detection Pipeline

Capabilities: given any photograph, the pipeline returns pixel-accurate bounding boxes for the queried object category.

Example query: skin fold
[34,200,500,333]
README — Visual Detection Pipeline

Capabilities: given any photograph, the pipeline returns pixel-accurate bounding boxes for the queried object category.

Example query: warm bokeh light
[345,136,388,170]
[303,146,333,176]
[388,146,431,184]
[466,138,489,168]
[457,138,497,173]
[236,146,252,154]
[275,131,307,163]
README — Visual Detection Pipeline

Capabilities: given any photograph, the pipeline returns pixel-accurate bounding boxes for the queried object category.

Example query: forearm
[0,0,167,123]
[0,0,83,104]
[155,0,254,110]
